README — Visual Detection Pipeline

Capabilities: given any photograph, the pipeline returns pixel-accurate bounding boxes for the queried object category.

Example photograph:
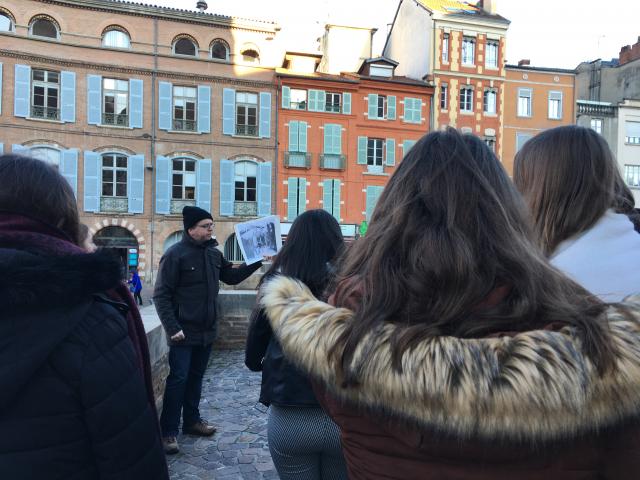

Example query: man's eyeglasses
[197,223,214,230]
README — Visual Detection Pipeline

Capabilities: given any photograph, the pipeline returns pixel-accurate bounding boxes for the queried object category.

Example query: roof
[417,0,510,23]
[363,57,399,67]
[506,64,576,75]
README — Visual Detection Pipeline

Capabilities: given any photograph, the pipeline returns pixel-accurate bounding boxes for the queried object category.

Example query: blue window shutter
[259,91,272,138]
[317,90,326,112]
[0,144,3,155]
[298,178,307,215]
[128,154,145,213]
[416,98,423,122]
[387,95,396,120]
[197,85,211,133]
[288,121,299,152]
[299,121,308,153]
[87,74,102,125]
[386,138,396,166]
[83,151,101,212]
[257,162,272,216]
[222,88,236,135]
[12,144,29,154]
[366,186,375,221]
[403,140,417,158]
[308,90,318,111]
[219,159,235,216]
[158,81,172,131]
[322,179,332,215]
[333,179,341,221]
[368,94,377,119]
[287,177,298,220]
[129,78,143,128]
[342,92,351,114]
[282,86,291,109]
[323,125,331,153]
[60,71,76,123]
[334,125,342,154]
[0,63,3,115]
[61,149,78,197]
[196,158,212,212]
[155,155,171,214]
[403,97,410,122]
[14,64,31,118]
[357,136,367,165]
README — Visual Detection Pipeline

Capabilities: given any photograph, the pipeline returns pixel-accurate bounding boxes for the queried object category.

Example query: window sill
[460,111,474,116]
[26,116,65,124]
[166,129,202,135]
[232,134,260,139]
[548,117,563,121]
[483,113,498,117]
[485,66,499,70]
[402,120,423,124]
[461,63,475,68]
[99,123,135,130]
[362,171,390,177]
[93,211,137,216]
[516,115,533,119]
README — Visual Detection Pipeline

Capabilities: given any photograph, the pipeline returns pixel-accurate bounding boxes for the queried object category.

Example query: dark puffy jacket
[0,248,168,480]
[153,234,262,346]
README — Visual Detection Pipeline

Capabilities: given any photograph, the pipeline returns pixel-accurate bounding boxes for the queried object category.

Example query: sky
[148,0,640,68]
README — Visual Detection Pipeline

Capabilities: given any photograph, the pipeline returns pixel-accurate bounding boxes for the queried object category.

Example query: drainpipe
[149,16,159,283]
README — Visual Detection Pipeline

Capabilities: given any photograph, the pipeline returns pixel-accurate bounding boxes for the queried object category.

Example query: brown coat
[260,276,640,480]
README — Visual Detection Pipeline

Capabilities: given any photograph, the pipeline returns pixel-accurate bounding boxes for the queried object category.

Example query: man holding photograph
[153,206,262,454]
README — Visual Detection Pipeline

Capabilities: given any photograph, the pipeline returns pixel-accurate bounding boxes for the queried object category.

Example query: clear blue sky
[150,0,640,68]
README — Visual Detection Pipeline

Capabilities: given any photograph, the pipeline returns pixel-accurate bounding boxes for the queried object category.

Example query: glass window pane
[173,159,182,170]
[116,171,127,182]
[173,173,183,186]
[102,183,113,196]
[247,177,256,188]
[0,14,12,32]
[247,93,258,104]
[185,161,195,172]
[185,87,197,98]
[32,19,57,39]
[33,70,45,81]
[103,157,113,167]
[185,187,195,200]
[116,183,127,197]
[211,41,228,59]
[116,156,127,168]
[247,189,256,202]
[172,186,182,199]
[103,169,113,181]
[175,38,196,56]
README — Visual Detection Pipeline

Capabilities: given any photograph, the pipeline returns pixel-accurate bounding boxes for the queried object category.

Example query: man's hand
[171,330,186,341]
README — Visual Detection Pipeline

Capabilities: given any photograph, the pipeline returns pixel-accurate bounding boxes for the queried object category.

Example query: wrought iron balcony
[31,105,60,121]
[576,101,617,117]
[173,119,197,132]
[234,201,257,216]
[170,199,196,214]
[284,152,311,168]
[319,154,346,170]
[100,197,128,212]
[236,124,258,136]
[102,113,129,126]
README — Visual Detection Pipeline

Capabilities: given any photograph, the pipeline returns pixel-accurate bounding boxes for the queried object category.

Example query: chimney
[619,36,640,65]
[518,59,530,67]
[196,1,208,12]
[479,0,497,15]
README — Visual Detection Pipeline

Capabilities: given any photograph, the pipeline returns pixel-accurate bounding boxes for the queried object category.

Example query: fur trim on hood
[260,276,640,442]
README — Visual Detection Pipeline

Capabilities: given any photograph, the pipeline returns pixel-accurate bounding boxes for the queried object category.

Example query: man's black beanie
[182,206,213,231]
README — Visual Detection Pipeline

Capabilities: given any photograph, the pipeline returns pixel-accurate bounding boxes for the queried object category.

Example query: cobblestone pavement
[167,349,279,480]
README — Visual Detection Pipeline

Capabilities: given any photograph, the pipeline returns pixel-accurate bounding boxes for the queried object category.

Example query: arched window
[234,161,257,203]
[210,39,229,61]
[163,231,183,253]
[172,157,196,200]
[241,49,260,63]
[174,37,197,56]
[0,12,15,32]
[223,233,244,262]
[30,146,61,169]
[102,28,130,49]
[30,17,59,39]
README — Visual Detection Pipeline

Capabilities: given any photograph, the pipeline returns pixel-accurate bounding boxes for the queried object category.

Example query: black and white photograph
[234,215,282,265]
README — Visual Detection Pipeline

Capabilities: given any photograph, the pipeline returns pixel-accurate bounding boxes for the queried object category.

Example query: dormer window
[369,64,393,78]
[30,17,59,39]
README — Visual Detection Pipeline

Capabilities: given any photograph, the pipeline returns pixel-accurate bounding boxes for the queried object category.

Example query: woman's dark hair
[0,154,80,243]
[513,125,621,255]
[331,128,614,386]
[261,209,344,297]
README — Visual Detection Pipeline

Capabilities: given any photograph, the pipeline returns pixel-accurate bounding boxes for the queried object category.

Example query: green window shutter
[323,125,331,153]
[318,90,326,112]
[332,179,341,221]
[386,138,396,166]
[298,178,307,214]
[357,136,368,164]
[323,179,333,215]
[403,97,410,122]
[332,124,342,154]
[299,121,308,153]
[416,98,423,122]
[287,177,299,220]
[403,140,417,158]
[387,95,396,120]
[368,94,378,119]
[343,92,351,114]
[289,121,299,152]
[282,85,291,109]
[308,90,318,111]
[366,186,376,221]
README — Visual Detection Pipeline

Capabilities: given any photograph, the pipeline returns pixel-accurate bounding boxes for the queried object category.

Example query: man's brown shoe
[183,420,217,437]
[163,436,179,455]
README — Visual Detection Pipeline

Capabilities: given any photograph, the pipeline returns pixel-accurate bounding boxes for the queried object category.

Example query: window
[102,29,130,49]
[286,120,309,168]
[322,124,343,168]
[323,179,341,220]
[103,78,129,126]
[172,86,197,131]
[517,88,532,117]
[0,12,14,32]
[365,185,384,221]
[403,97,422,123]
[590,118,603,134]
[31,69,60,120]
[164,231,183,253]
[30,146,61,169]
[440,84,448,110]
[287,177,306,220]
[483,89,496,114]
[460,86,473,113]
[367,138,384,172]
[485,41,499,69]
[210,39,229,61]
[462,37,475,65]
[236,92,258,136]
[625,121,640,145]
[376,95,387,119]
[172,158,196,200]
[223,233,244,262]
[548,91,562,120]
[290,89,307,110]
[174,37,197,56]
[625,165,640,188]
[442,33,449,63]
[242,49,260,63]
[516,133,533,152]
[30,18,58,39]
[484,137,496,152]
[325,92,341,113]
[102,154,128,197]
[234,161,257,202]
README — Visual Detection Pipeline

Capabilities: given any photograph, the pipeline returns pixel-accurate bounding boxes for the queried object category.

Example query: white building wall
[618,102,640,204]
[318,26,374,74]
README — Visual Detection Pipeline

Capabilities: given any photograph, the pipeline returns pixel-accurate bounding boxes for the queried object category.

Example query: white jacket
[551,210,640,302]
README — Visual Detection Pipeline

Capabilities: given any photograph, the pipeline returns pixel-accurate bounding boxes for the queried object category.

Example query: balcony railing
[576,101,617,117]
[102,113,129,126]
[234,201,257,216]
[173,119,197,132]
[319,154,346,170]
[236,124,258,137]
[100,197,128,212]
[284,152,312,168]
[171,199,196,214]
[31,105,60,121]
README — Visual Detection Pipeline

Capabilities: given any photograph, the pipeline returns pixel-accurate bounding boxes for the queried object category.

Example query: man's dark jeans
[160,344,213,437]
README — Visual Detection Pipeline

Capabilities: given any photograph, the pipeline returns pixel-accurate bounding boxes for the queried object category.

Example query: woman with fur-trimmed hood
[260,129,640,479]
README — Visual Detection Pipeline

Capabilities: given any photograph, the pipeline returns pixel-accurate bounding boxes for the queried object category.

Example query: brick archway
[90,218,147,277]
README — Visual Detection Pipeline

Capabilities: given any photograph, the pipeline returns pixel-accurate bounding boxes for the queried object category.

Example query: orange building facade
[276,57,433,235]
[503,64,576,174]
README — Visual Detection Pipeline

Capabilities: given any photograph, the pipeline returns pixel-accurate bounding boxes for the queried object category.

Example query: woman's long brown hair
[331,128,614,387]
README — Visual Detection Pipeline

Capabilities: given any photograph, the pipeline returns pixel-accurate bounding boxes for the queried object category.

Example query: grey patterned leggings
[267,405,349,480]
